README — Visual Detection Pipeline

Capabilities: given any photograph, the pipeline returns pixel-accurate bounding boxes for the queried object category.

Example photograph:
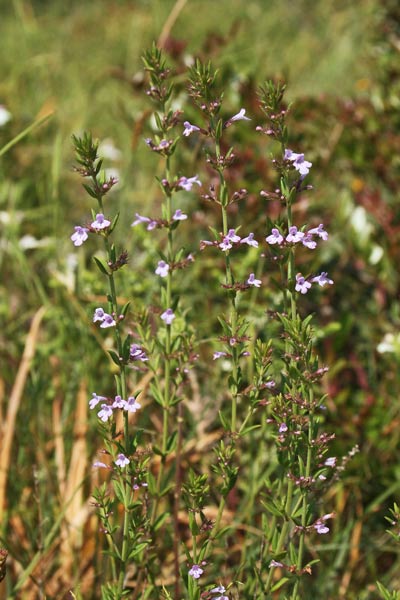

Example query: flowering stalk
[72,134,146,598]
[257,82,335,598]
[139,44,198,594]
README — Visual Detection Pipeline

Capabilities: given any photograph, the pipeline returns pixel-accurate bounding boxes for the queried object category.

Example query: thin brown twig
[0,306,46,522]
[157,0,188,49]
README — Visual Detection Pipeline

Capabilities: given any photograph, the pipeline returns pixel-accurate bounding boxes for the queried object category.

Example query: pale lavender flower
[98,404,113,422]
[178,175,201,191]
[219,229,241,251]
[314,513,334,534]
[286,226,304,243]
[279,423,288,433]
[92,461,108,469]
[155,260,169,278]
[265,380,276,388]
[324,457,337,467]
[130,344,148,362]
[131,213,157,230]
[93,308,106,322]
[93,307,115,328]
[188,564,203,579]
[295,274,311,294]
[284,148,312,176]
[89,392,107,410]
[315,523,330,534]
[247,273,261,287]
[131,213,151,226]
[308,223,328,240]
[172,209,188,221]
[213,351,228,360]
[311,272,334,287]
[91,213,111,231]
[302,234,317,249]
[125,396,141,413]
[230,108,251,122]
[112,395,125,409]
[161,308,175,325]
[115,453,130,468]
[71,226,89,246]
[183,120,200,136]
[240,232,259,247]
[210,586,229,600]
[100,313,116,328]
[269,560,284,568]
[266,228,284,245]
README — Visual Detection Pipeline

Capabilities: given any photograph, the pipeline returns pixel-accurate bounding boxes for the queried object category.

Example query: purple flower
[315,523,330,534]
[102,314,116,328]
[172,209,188,221]
[92,461,108,469]
[130,344,148,362]
[284,148,312,177]
[266,228,284,245]
[178,175,201,191]
[93,308,106,322]
[112,395,125,409]
[71,226,89,246]
[279,423,288,433]
[115,453,130,468]
[265,380,276,388]
[93,307,116,328]
[311,272,334,287]
[155,260,169,278]
[314,513,334,534]
[324,457,336,467]
[269,560,284,568]
[230,108,251,122]
[210,586,229,600]
[91,213,111,231]
[188,564,203,579]
[213,351,228,360]
[97,404,113,422]
[183,120,200,136]
[308,223,328,240]
[302,234,317,249]
[295,274,312,294]
[219,229,241,251]
[247,273,261,287]
[240,232,259,247]
[161,308,175,325]
[125,396,141,413]
[131,213,157,230]
[89,392,107,410]
[286,226,304,243]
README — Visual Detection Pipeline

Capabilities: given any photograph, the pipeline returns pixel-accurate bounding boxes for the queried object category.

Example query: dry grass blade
[0,306,46,522]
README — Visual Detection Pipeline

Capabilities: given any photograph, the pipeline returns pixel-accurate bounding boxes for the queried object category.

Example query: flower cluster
[89,392,141,422]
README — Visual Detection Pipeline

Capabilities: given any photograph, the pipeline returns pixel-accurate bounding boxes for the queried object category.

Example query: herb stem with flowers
[68,49,347,600]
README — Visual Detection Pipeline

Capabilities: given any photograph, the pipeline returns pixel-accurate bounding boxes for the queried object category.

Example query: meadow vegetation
[1,1,400,598]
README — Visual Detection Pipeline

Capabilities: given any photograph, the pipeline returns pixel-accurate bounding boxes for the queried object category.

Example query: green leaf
[271,577,289,592]
[93,256,110,275]
[108,350,121,367]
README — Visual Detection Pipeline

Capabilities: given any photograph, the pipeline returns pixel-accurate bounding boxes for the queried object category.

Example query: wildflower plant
[70,47,343,599]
